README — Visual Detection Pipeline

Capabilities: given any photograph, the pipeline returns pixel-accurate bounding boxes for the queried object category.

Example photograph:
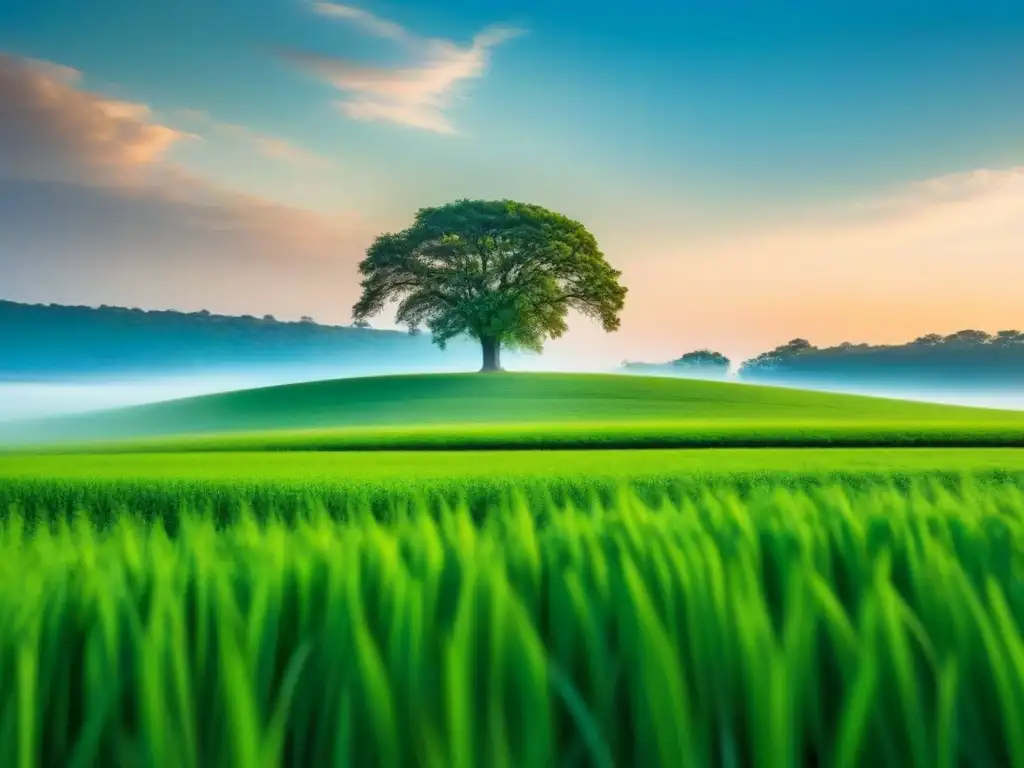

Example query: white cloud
[289,2,522,134]
[311,1,413,43]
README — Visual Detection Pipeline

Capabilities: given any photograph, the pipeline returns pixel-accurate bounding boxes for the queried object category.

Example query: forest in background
[5,300,1022,389]
[627,330,1024,390]
[0,300,471,379]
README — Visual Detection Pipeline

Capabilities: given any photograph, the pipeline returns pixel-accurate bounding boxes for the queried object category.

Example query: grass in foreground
[8,372,1024,449]
[1,482,1022,767]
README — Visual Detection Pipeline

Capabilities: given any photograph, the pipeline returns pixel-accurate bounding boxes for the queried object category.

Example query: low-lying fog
[734,378,1024,412]
[825,389,1024,411]
[0,363,461,422]
[0,375,284,421]
[2,361,1022,424]
[0,354,598,422]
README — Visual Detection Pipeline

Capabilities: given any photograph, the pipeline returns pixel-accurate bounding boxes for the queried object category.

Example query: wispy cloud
[616,164,1024,358]
[173,109,334,170]
[21,58,82,85]
[286,2,522,134]
[759,166,1024,251]
[310,1,413,43]
[0,51,369,314]
[252,135,334,169]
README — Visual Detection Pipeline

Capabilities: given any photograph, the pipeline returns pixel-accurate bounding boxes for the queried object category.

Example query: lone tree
[351,199,627,371]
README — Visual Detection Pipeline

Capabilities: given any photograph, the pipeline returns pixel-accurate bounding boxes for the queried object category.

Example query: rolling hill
[6,372,1024,451]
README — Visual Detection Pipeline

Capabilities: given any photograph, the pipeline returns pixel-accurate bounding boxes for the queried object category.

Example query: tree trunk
[480,337,502,372]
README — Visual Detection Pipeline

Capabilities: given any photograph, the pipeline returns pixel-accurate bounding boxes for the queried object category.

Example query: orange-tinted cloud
[608,165,1024,361]
[0,55,185,186]
[173,109,334,170]
[0,53,372,319]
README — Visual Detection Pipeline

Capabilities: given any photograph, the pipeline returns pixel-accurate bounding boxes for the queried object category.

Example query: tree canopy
[352,199,627,371]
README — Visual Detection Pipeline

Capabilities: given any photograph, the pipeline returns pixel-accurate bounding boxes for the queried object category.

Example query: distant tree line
[8,296,1020,389]
[0,300,471,380]
[625,329,1024,389]
[622,349,731,378]
[737,329,1024,389]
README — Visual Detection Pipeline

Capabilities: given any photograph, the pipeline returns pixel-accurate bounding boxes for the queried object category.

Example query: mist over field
[0,352,616,424]
[0,300,628,424]
[3,365,1023,433]
[0,365,445,422]
[5,300,1022,426]
[733,379,1024,412]
[0,373,313,422]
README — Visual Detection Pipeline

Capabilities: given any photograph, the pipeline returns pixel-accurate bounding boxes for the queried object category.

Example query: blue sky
[2,0,1024,362]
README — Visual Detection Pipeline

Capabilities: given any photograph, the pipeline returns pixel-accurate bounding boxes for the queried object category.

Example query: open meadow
[1,373,1023,767]
[8,0,1024,761]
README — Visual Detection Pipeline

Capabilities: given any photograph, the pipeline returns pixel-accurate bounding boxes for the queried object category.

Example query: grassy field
[3,448,1024,522]
[7,372,1024,450]
[23,420,1024,453]
[4,372,1024,766]
[9,446,1024,480]
[1,481,1022,767]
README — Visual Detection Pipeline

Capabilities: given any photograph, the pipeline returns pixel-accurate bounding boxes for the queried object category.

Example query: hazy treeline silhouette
[6,299,1022,388]
[737,330,1024,389]
[622,349,731,378]
[0,300,470,379]
[625,330,1024,389]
